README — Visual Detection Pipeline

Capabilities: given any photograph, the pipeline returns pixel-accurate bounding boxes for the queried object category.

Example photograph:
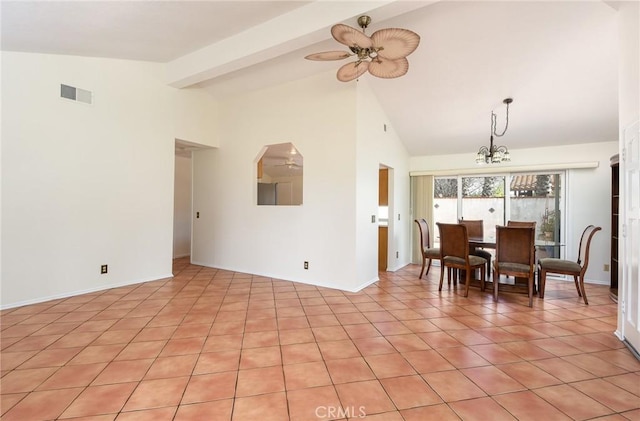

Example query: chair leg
[573,275,582,297]
[480,264,486,292]
[425,259,433,276]
[438,265,445,291]
[528,275,534,307]
[578,275,589,305]
[463,268,471,297]
[419,257,426,279]
[539,270,546,298]
[493,269,499,302]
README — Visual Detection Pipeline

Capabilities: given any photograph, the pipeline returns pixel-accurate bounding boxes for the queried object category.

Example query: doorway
[378,167,389,271]
[173,139,212,264]
[173,142,193,260]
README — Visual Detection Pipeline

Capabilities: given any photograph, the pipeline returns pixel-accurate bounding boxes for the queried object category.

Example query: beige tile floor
[1,257,638,420]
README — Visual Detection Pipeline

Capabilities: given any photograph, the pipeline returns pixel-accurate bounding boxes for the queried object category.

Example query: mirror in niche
[257,142,303,205]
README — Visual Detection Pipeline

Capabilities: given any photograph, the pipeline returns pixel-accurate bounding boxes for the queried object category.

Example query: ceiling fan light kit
[305,15,420,82]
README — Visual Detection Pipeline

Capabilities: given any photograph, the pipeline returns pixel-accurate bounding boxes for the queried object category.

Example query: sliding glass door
[460,176,505,240]
[509,172,564,258]
[432,172,564,258]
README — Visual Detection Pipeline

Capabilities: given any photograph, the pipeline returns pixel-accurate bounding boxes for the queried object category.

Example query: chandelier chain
[492,100,510,138]
[476,98,513,164]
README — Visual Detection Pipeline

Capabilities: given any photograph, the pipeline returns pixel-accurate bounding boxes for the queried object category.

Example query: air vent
[60,84,92,105]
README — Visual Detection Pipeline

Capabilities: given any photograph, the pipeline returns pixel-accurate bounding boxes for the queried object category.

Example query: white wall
[1,51,183,308]
[410,141,618,284]
[192,72,368,290]
[617,1,639,131]
[355,79,411,286]
[173,88,219,147]
[173,156,192,258]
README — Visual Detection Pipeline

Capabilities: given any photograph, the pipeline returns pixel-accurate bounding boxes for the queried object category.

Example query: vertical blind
[410,175,434,264]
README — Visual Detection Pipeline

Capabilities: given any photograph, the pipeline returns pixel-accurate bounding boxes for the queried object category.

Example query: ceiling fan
[305,15,420,82]
[274,158,302,170]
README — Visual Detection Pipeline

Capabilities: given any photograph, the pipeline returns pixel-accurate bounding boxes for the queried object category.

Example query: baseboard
[348,276,380,293]
[188,261,381,294]
[623,339,640,361]
[385,262,410,272]
[0,273,174,310]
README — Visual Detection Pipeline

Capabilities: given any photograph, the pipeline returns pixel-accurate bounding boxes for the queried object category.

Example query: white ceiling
[1,1,620,157]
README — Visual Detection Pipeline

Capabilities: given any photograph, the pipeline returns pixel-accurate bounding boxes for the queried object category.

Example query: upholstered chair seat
[538,258,581,273]
[423,247,441,259]
[443,255,487,267]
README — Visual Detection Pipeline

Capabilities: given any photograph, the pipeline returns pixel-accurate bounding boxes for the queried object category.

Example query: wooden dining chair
[437,222,487,297]
[458,219,492,277]
[494,225,536,307]
[506,220,538,279]
[414,218,440,278]
[538,225,601,304]
[507,220,537,228]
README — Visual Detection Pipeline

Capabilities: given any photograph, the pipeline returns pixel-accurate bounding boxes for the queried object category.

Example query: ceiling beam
[165,0,433,88]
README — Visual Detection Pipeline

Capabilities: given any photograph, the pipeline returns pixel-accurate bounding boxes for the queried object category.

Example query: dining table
[469,236,563,251]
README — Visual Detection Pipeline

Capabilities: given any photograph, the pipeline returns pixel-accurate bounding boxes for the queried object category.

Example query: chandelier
[476,98,513,164]
[304,15,420,82]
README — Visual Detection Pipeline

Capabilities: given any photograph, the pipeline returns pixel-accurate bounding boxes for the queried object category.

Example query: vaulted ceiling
[1,1,620,157]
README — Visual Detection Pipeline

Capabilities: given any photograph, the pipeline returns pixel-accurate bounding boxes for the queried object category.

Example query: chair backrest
[458,219,483,238]
[414,218,431,251]
[507,220,537,229]
[577,225,602,270]
[495,226,535,266]
[437,222,469,260]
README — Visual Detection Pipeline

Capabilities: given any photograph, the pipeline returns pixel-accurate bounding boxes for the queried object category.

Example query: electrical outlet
[371,215,376,223]
[604,264,610,271]
[101,264,108,274]
[196,212,200,219]
[396,251,399,258]
[304,261,309,270]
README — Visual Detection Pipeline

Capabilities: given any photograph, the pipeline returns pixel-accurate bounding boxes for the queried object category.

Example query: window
[432,172,564,258]
[461,175,505,240]
[509,172,563,258]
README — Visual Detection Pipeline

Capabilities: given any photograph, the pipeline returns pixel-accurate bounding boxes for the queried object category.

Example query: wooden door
[379,168,388,206]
